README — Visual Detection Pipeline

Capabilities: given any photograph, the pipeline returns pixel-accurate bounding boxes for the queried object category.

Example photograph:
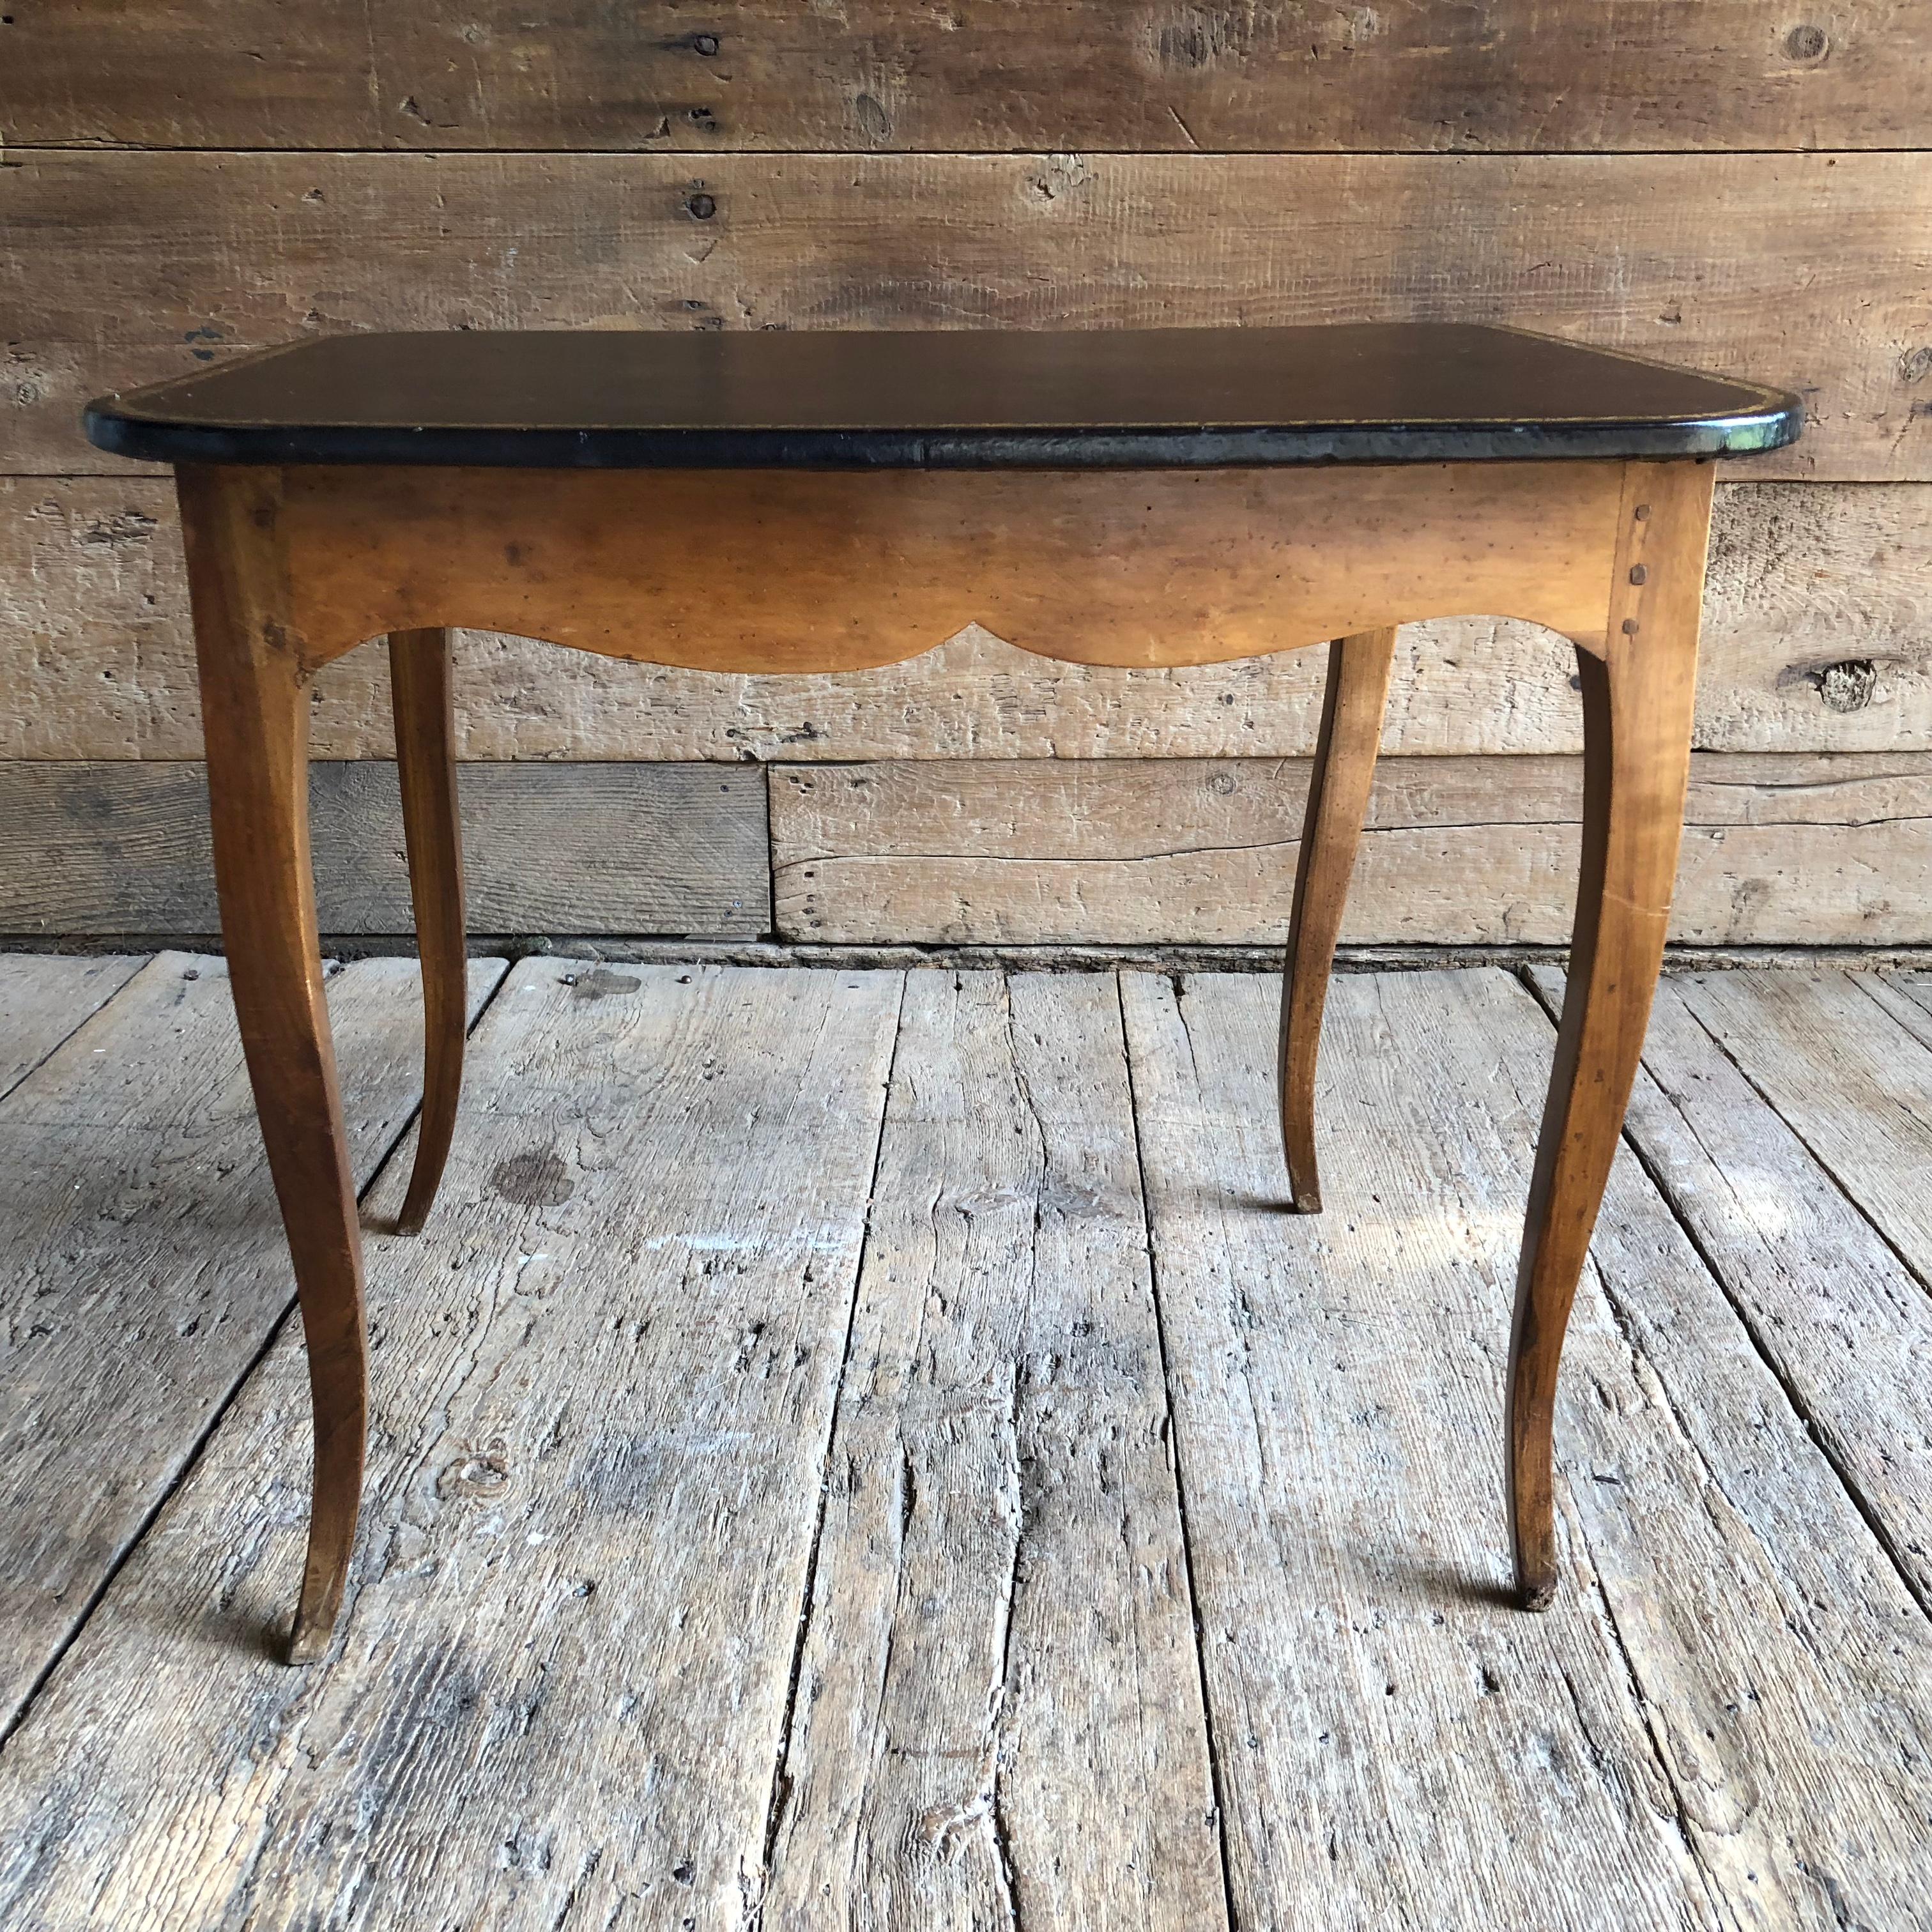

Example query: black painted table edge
[82,326,1804,471]
[84,415,1801,470]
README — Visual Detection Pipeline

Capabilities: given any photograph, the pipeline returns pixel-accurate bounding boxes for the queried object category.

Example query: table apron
[211,459,1644,678]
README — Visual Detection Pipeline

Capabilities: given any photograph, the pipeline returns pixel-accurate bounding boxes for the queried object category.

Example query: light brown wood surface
[0,950,504,1728]
[10,479,1929,764]
[1506,460,1710,1606]
[4,1,1922,152]
[274,461,1625,673]
[10,150,1924,481]
[769,749,1932,946]
[388,627,466,1235]
[4,954,1932,1926]
[182,462,371,1659]
[1278,628,1397,1213]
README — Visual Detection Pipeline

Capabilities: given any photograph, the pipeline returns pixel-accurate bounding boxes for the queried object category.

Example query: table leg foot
[1506,463,1709,1608]
[1278,627,1398,1213]
[183,465,369,1662]
[390,628,466,1237]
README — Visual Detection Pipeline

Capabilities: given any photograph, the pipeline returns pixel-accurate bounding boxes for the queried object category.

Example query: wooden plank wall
[3,4,1930,945]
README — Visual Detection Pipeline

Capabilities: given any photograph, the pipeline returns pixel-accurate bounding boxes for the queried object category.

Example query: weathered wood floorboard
[0,952,142,1099]
[1531,967,1932,1609]
[1122,968,1932,1929]
[763,972,1225,1930]
[1497,974,1932,1926]
[0,961,902,1931]
[3,959,1929,1928]
[1672,970,1932,1292]
[1119,970,1715,1929]
[0,949,505,1734]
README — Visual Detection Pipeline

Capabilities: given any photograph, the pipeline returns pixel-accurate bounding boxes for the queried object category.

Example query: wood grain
[1123,966,1932,1928]
[1671,969,1932,1294]
[0,950,506,1730]
[388,629,466,1236]
[764,972,1224,1928]
[183,460,369,1659]
[1533,966,1932,1610]
[272,460,1625,675]
[0,951,142,1099]
[10,150,1924,480]
[10,749,1932,946]
[10,479,1931,762]
[4,958,1932,1924]
[0,960,903,1925]
[1507,459,1710,1607]
[0,760,770,936]
[1121,969,1715,1929]
[769,750,1932,946]
[4,1,1924,153]
[1278,627,1397,1213]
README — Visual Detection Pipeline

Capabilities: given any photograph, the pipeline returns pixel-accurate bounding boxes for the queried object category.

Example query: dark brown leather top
[84,324,1800,470]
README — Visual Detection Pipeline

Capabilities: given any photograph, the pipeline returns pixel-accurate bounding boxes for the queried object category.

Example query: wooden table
[86,324,1800,1662]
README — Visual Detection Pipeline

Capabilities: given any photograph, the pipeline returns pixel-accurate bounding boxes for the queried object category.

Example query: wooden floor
[2,954,1931,1930]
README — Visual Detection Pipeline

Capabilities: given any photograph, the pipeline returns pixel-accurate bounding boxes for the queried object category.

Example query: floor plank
[4,958,1931,1928]
[1531,967,1932,1610]
[1435,969,1932,1924]
[0,953,142,1100]
[763,972,1225,1931]
[1121,969,1721,1932]
[0,949,505,1733]
[1124,967,1932,1930]
[1669,970,1932,1292]
[0,961,902,1931]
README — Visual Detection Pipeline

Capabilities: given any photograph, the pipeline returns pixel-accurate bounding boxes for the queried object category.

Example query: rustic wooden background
[4,3,1930,946]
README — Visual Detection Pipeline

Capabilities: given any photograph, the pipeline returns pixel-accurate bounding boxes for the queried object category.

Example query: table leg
[1277,627,1398,1211]
[389,628,466,1236]
[181,466,367,1663]
[1507,462,1709,1608]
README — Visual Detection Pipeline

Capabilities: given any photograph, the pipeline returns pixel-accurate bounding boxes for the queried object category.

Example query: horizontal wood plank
[2,1,1922,153]
[0,761,770,936]
[7,150,1926,480]
[769,753,1932,946]
[8,478,1931,762]
[12,751,1931,947]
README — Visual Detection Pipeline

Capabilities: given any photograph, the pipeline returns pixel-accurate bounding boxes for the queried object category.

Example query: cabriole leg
[1507,461,1713,1608]
[389,627,466,1236]
[1278,627,1399,1212]
[180,464,367,1664]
